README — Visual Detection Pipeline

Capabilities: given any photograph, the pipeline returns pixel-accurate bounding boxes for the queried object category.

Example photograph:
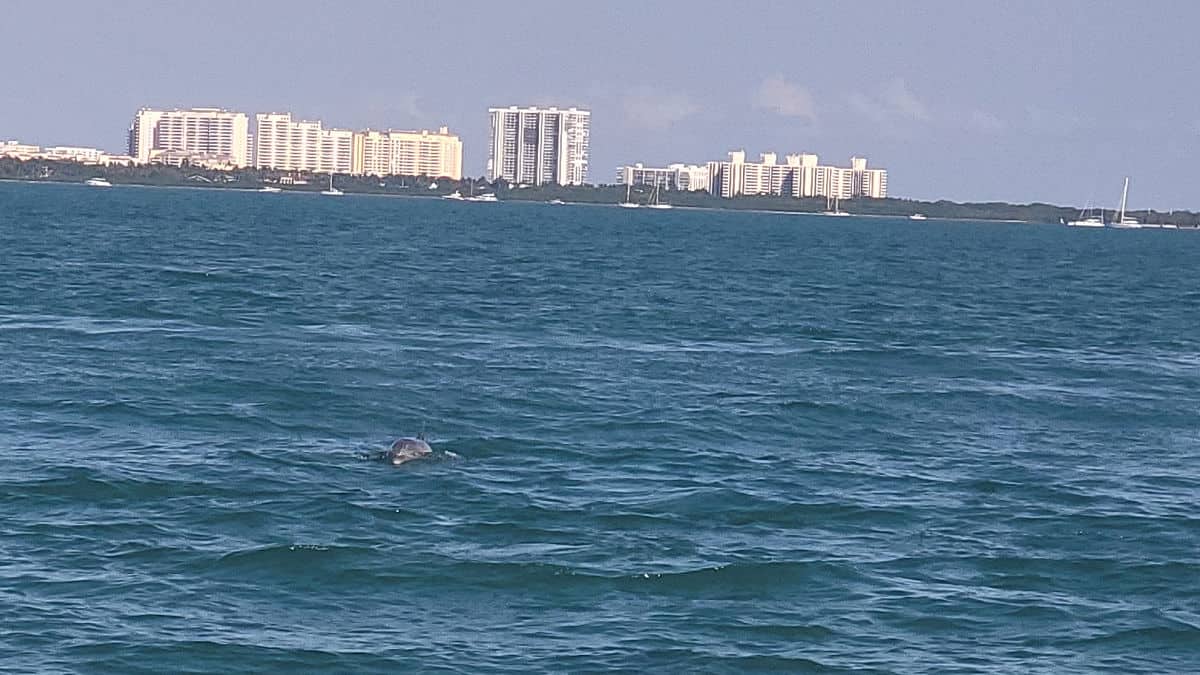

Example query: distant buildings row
[618,152,888,199]
[4,104,890,198]
[0,140,136,166]
[126,108,463,179]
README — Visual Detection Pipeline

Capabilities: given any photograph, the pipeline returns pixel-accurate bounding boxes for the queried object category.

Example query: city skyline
[3,1,1199,207]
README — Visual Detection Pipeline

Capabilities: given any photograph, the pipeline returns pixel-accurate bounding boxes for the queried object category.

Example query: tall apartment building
[487,106,590,186]
[127,107,250,167]
[707,151,887,199]
[352,130,393,177]
[352,127,462,179]
[254,113,353,174]
[616,163,710,192]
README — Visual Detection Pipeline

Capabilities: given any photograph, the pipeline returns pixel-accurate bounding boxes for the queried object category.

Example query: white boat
[320,173,344,196]
[1109,177,1140,228]
[84,177,112,187]
[442,190,465,200]
[548,199,565,205]
[258,186,282,193]
[618,182,639,208]
[821,195,850,216]
[468,193,498,202]
[909,213,927,220]
[1066,202,1105,227]
[646,183,673,209]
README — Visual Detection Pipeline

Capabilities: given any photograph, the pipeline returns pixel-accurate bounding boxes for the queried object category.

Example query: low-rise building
[98,154,136,166]
[147,149,238,170]
[616,163,709,192]
[0,140,41,160]
[41,146,108,164]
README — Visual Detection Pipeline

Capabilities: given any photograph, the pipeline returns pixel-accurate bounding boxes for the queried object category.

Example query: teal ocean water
[2,182,1198,673]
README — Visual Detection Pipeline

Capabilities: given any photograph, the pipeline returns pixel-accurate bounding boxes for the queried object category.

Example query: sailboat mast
[1118,177,1129,223]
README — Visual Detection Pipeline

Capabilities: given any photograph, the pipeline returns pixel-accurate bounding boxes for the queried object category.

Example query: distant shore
[3,157,1197,227]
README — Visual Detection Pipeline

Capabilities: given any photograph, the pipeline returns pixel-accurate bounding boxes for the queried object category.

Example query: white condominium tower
[487,106,590,186]
[351,127,463,179]
[127,107,251,167]
[254,113,353,174]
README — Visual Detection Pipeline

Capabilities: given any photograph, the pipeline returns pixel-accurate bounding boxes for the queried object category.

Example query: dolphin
[384,437,433,466]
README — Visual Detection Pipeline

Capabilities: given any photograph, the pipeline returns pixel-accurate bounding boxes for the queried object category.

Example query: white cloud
[848,77,932,126]
[754,75,818,123]
[621,87,699,129]
[848,92,887,124]
[393,93,423,119]
[1025,105,1083,134]
[881,77,930,122]
[968,109,1006,134]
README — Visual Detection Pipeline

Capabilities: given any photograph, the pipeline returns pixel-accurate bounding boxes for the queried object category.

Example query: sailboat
[1066,203,1105,227]
[321,172,344,196]
[618,182,639,208]
[1109,177,1140,228]
[646,183,673,209]
[465,181,498,202]
[822,194,850,216]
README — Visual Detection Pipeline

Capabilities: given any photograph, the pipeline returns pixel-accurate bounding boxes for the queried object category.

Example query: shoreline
[11,178,1191,229]
[3,161,1198,228]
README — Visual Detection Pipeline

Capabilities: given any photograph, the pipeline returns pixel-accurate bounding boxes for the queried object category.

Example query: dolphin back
[386,437,433,465]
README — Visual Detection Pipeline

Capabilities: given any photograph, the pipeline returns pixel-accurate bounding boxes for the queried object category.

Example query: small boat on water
[320,173,344,196]
[618,182,639,208]
[84,177,112,187]
[548,199,565,205]
[442,190,465,200]
[821,195,850,216]
[1109,177,1140,228]
[467,193,498,202]
[258,186,282,193]
[909,213,927,220]
[646,183,673,209]
[1065,203,1105,227]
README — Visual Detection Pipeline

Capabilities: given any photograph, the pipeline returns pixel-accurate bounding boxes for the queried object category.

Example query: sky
[3,0,1199,207]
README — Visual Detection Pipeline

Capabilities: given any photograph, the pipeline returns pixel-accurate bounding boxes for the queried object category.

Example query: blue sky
[3,0,1198,207]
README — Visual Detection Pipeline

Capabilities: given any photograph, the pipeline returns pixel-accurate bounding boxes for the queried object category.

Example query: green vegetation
[2,157,1197,227]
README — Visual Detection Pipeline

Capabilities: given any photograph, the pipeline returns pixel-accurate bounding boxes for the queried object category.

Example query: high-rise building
[127,107,251,167]
[616,163,710,192]
[352,127,462,179]
[707,151,887,199]
[486,106,590,186]
[254,113,353,174]
[352,130,393,177]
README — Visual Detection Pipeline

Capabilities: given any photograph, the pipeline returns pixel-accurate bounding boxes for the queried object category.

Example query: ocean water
[1,182,1198,673]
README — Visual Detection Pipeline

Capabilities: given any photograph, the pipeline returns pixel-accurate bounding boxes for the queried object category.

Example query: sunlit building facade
[254,112,353,174]
[127,107,251,167]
